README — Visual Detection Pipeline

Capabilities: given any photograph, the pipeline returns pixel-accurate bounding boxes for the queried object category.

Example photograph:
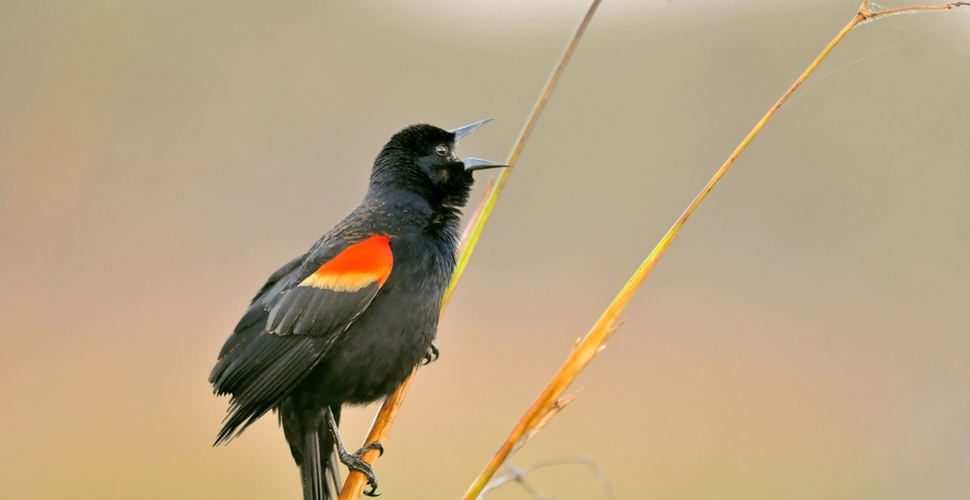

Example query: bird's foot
[337,441,384,497]
[422,342,440,366]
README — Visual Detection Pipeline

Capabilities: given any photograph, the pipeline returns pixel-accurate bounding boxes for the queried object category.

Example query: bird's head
[370,119,505,209]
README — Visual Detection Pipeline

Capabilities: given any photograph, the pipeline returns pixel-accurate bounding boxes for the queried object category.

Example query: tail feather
[327,450,342,495]
[283,404,340,500]
[303,429,327,500]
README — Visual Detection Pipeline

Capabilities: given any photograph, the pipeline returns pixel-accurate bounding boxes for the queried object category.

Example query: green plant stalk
[442,0,603,311]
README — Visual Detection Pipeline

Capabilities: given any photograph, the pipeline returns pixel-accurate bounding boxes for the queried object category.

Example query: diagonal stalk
[442,0,604,312]
[460,1,970,499]
[337,1,603,498]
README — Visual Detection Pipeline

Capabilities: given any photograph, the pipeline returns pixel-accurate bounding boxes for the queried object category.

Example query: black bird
[209,120,505,499]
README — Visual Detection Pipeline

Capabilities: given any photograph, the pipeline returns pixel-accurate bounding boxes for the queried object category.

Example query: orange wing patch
[300,235,393,292]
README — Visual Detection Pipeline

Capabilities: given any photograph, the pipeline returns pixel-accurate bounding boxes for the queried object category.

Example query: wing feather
[210,234,393,444]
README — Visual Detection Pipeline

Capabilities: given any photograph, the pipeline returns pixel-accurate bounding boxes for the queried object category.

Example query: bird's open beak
[450,118,493,140]
[462,157,506,171]
[450,119,507,171]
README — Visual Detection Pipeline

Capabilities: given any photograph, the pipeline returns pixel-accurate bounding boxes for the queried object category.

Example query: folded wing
[209,235,393,444]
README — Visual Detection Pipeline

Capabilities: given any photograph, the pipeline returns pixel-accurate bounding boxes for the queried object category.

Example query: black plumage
[209,121,504,499]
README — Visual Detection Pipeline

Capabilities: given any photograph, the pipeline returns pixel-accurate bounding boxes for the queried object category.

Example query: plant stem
[442,0,604,312]
[336,1,603,498]
[459,1,968,499]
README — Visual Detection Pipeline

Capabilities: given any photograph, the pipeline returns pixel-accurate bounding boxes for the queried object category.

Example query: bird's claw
[338,440,384,496]
[422,343,440,366]
[361,440,384,457]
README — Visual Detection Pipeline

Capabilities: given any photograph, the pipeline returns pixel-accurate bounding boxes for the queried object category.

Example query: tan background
[2,1,969,498]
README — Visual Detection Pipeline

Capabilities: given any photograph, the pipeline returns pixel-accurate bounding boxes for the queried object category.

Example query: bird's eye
[435,144,449,156]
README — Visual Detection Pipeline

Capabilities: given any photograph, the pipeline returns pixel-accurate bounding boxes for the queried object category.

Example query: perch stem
[336,1,603,498]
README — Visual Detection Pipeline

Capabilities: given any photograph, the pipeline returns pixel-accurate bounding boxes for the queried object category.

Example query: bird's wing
[266,234,393,336]
[212,253,307,363]
[209,234,393,444]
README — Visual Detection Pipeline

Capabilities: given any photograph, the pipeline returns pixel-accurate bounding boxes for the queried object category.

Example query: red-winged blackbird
[209,120,504,499]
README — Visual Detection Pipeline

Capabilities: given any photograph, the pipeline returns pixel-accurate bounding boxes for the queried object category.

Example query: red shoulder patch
[300,235,393,292]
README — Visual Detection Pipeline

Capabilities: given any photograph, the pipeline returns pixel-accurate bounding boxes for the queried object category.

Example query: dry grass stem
[443,0,604,308]
[861,1,968,19]
[336,1,603,498]
[459,1,968,499]
[519,393,578,450]
[478,456,618,500]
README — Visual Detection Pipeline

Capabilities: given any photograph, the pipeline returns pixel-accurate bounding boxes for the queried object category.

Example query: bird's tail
[301,426,339,500]
[282,404,341,500]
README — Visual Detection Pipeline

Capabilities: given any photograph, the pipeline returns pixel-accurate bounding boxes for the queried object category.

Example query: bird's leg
[326,407,384,497]
[422,342,440,366]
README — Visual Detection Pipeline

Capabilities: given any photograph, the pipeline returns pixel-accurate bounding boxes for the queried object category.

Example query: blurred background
[2,0,969,498]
